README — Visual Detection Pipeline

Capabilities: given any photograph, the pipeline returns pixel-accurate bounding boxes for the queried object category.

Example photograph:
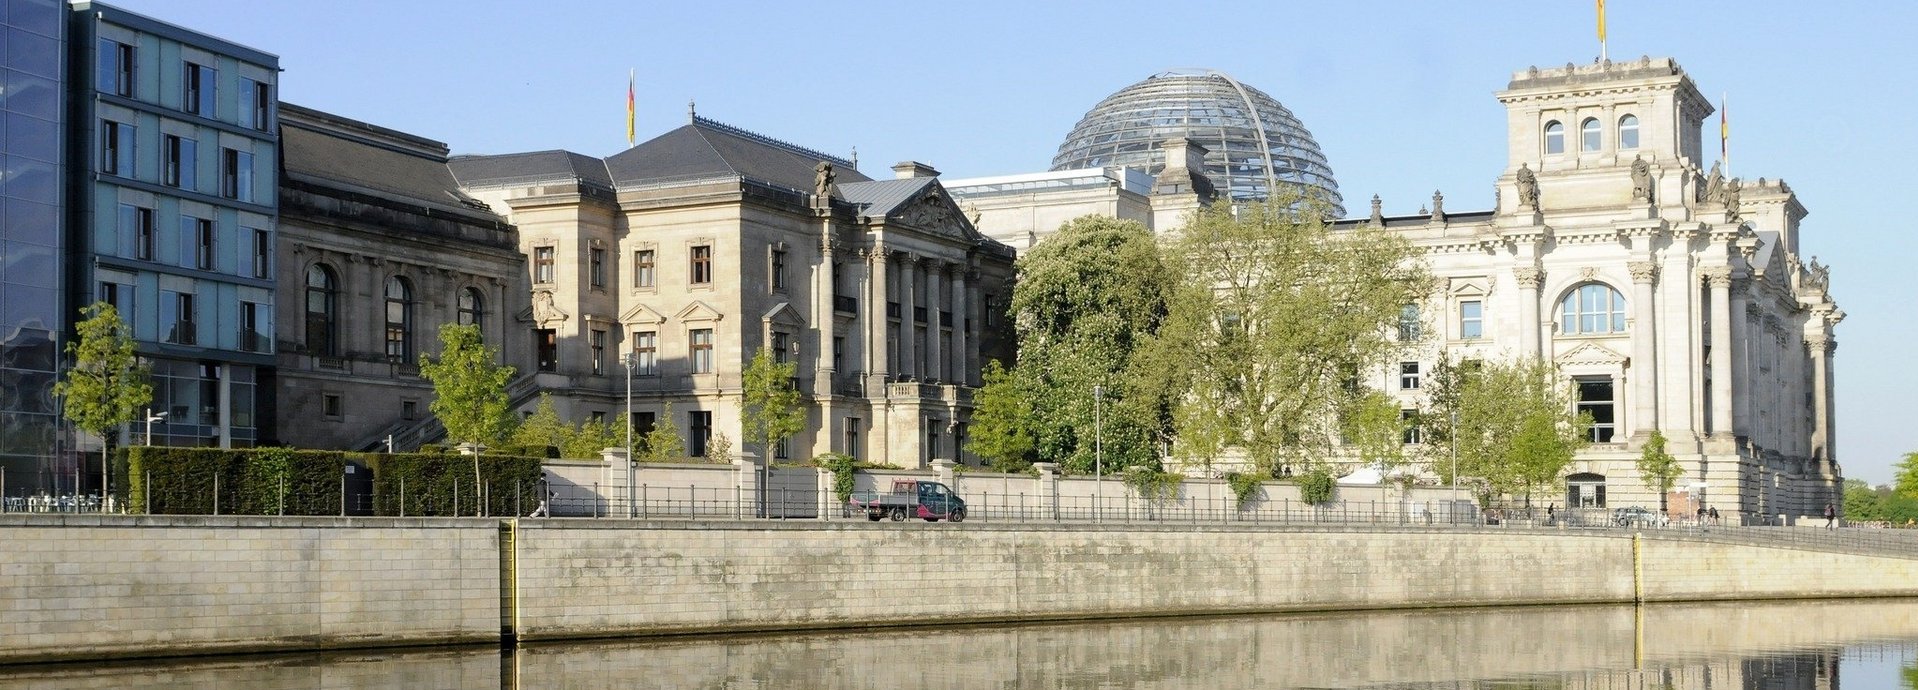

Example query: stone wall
[6,515,1918,663]
[0,516,500,663]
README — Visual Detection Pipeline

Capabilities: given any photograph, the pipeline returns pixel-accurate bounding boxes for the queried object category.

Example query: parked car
[1612,506,1668,528]
[849,479,966,522]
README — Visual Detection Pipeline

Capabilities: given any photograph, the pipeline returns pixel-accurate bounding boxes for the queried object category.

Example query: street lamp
[145,408,167,446]
[1449,410,1459,503]
[621,352,638,518]
[1093,383,1104,521]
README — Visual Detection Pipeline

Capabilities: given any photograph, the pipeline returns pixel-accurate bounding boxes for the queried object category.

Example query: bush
[127,446,348,515]
[363,452,544,517]
[816,453,858,503]
[1224,471,1265,508]
[1122,466,1184,503]
[1298,467,1337,506]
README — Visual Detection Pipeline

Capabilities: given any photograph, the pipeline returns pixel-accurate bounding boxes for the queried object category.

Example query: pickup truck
[850,479,967,522]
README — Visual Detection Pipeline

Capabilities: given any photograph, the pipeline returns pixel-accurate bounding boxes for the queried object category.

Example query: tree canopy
[1421,354,1590,503]
[420,323,516,447]
[1635,429,1684,511]
[740,347,805,463]
[54,302,152,496]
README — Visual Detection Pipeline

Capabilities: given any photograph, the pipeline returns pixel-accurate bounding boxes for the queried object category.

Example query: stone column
[1513,266,1542,358]
[924,258,942,382]
[1729,289,1752,439]
[1704,268,1734,438]
[1811,336,1835,466]
[966,267,984,385]
[949,262,968,386]
[816,238,837,395]
[1628,261,1659,437]
[898,255,917,379]
[865,247,890,386]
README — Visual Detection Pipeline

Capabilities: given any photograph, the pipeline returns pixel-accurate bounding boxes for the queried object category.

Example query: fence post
[689,485,696,519]
[145,471,150,515]
[642,484,648,519]
[515,483,521,518]
[340,473,347,517]
[454,477,460,517]
[400,477,406,518]
[593,483,600,518]
[213,473,220,516]
[736,485,743,521]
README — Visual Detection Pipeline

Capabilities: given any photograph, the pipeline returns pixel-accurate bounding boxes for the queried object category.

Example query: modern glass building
[1050,69,1344,214]
[67,2,278,469]
[1,0,67,496]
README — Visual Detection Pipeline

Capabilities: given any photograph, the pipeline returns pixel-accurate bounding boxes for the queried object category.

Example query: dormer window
[1581,118,1601,152]
[1617,115,1639,150]
[1544,121,1565,154]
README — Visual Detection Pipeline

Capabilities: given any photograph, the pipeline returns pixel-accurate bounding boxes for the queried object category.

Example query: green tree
[1843,479,1882,521]
[1635,430,1684,512]
[1895,452,1918,500]
[561,416,620,460]
[643,402,685,462]
[1341,390,1412,473]
[1140,193,1432,475]
[419,323,516,502]
[1010,214,1173,475]
[54,302,153,500]
[966,359,1037,472]
[707,431,734,462]
[508,394,568,453]
[1422,354,1589,504]
[740,347,805,463]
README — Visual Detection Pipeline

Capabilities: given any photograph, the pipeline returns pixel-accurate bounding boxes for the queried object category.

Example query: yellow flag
[1597,0,1607,42]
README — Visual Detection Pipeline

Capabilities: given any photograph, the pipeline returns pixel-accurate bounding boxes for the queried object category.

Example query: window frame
[384,276,413,363]
[1397,304,1421,342]
[590,328,607,376]
[191,217,215,271]
[100,39,135,98]
[1580,117,1602,152]
[182,61,216,117]
[163,134,197,189]
[690,245,712,285]
[770,248,787,292]
[632,330,657,376]
[589,247,606,289]
[633,249,655,288]
[690,328,714,374]
[1458,299,1483,340]
[1543,120,1565,155]
[457,287,484,330]
[1559,282,1628,335]
[533,246,555,284]
[1399,361,1421,390]
[305,264,339,356]
[221,147,254,201]
[250,229,270,278]
[1617,114,1639,150]
[1576,376,1617,443]
[101,119,135,176]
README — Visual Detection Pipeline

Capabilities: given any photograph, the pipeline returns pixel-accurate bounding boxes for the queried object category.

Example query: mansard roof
[603,115,870,191]
[447,149,615,189]
[280,103,502,223]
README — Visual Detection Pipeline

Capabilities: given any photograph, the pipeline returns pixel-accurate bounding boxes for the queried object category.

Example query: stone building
[448,115,1016,468]
[954,58,1841,519]
[273,104,527,450]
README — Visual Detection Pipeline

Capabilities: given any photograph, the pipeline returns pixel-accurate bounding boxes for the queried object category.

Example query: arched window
[385,276,413,363]
[1559,282,1627,334]
[304,264,338,356]
[1617,114,1639,150]
[458,286,483,331]
[1580,118,1602,152]
[1543,121,1565,154]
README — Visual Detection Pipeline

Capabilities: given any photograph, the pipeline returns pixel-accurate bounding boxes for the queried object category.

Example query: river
[2,599,1915,688]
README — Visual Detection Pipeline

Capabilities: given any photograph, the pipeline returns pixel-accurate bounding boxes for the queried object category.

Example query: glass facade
[2,0,67,496]
[1050,70,1343,214]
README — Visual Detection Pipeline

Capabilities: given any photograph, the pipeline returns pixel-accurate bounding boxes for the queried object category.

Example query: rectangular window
[323,394,343,419]
[774,436,790,460]
[690,328,714,374]
[771,332,790,363]
[770,249,787,291]
[123,205,155,260]
[535,329,557,372]
[690,411,713,457]
[632,330,657,375]
[101,120,135,176]
[100,40,135,97]
[589,248,605,288]
[192,218,215,270]
[1399,361,1421,390]
[240,301,262,352]
[533,246,555,283]
[98,282,121,310]
[170,292,197,345]
[1398,304,1421,342]
[221,148,254,201]
[250,229,270,278]
[1459,299,1483,339]
[832,336,845,372]
[591,411,606,425]
[631,412,656,452]
[240,78,272,130]
[401,400,419,421]
[633,249,655,288]
[590,328,607,376]
[1577,377,1616,443]
[182,61,216,116]
[844,418,861,459]
[690,245,712,285]
[926,423,941,466]
[163,135,197,189]
[1401,410,1422,445]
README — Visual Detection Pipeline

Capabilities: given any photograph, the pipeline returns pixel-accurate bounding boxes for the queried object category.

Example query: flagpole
[1720,92,1729,178]
[626,68,636,148]
[1597,0,1608,62]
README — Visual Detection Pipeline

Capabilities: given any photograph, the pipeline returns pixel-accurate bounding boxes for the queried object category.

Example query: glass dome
[1050,70,1343,215]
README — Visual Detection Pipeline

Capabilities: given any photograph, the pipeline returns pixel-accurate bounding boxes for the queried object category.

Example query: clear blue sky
[108,0,1918,484]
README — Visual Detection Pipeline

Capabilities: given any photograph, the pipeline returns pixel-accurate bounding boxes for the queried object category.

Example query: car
[1612,506,1668,528]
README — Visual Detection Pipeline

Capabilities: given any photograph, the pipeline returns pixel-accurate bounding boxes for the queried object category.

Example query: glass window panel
[5,28,56,79]
[3,68,60,121]
[2,198,56,246]
[0,326,54,371]
[5,112,54,159]
[8,0,62,37]
[1618,115,1639,149]
[1544,121,1565,154]
[0,155,56,203]
[1581,118,1601,152]
[2,239,54,286]
[2,283,53,330]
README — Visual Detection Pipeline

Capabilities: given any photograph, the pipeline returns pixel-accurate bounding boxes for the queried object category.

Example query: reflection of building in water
[1560,649,1838,690]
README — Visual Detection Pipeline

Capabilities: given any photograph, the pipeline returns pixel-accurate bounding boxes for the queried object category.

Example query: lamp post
[1093,384,1103,521]
[145,408,167,446]
[621,352,638,518]
[1449,410,1459,503]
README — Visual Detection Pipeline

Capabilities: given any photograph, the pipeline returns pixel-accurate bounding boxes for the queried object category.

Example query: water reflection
[3,600,1917,689]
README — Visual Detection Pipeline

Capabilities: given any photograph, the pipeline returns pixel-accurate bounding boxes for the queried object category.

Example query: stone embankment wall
[5,516,1918,663]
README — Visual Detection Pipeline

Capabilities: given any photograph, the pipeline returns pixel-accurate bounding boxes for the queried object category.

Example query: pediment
[1556,341,1629,367]
[516,289,570,328]
[674,300,725,323]
[621,303,667,326]
[761,302,807,328]
[1449,276,1490,296]
[893,185,982,244]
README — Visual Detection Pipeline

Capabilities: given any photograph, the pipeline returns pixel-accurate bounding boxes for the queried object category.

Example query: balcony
[833,295,858,314]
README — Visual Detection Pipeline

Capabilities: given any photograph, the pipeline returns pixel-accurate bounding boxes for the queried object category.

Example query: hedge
[364,452,544,517]
[127,446,349,516]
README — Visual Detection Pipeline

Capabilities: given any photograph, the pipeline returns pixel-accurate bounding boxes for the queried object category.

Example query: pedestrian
[1708,506,1719,525]
[1823,503,1836,531]
[528,492,552,518]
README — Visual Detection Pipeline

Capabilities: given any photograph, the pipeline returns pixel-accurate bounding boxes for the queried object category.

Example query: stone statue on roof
[1515,163,1539,208]
[1630,155,1652,202]
[814,161,836,198]
[1700,161,1723,204]
[1805,256,1830,292]
[1369,194,1384,225]
[1429,190,1445,222]
[1722,177,1742,221]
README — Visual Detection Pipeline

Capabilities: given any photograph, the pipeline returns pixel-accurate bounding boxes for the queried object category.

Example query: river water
[3,599,1916,688]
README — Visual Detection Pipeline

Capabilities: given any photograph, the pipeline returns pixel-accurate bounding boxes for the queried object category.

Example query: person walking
[528,492,552,518]
[1823,502,1836,531]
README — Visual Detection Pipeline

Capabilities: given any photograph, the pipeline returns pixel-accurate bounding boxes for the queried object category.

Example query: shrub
[1298,467,1337,506]
[127,446,347,515]
[816,453,858,503]
[363,452,543,517]
[1224,471,1265,508]
[1122,466,1184,503]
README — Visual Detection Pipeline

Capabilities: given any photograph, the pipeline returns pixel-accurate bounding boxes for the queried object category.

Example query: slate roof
[837,177,937,219]
[279,104,499,220]
[446,149,614,189]
[602,116,870,191]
